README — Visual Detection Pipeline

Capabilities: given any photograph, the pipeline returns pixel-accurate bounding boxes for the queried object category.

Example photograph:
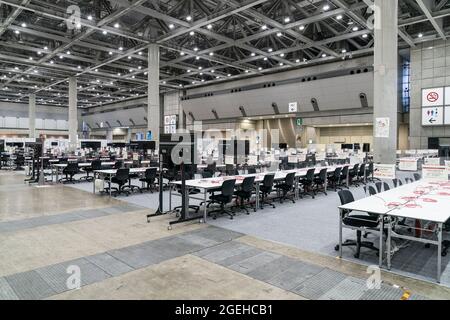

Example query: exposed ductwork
[272,103,280,115]
[239,106,247,117]
[311,98,319,111]
[211,109,219,120]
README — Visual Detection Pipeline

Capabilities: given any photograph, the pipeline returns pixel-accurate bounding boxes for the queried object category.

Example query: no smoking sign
[427,91,439,103]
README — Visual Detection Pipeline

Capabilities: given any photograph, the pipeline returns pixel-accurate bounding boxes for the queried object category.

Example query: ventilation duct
[359,93,369,108]
[144,117,148,122]
[85,123,92,130]
[188,112,195,122]
[272,102,280,115]
[211,109,219,120]
[105,121,111,128]
[117,120,122,126]
[129,118,135,126]
[311,98,319,111]
[95,122,101,128]
[239,106,247,117]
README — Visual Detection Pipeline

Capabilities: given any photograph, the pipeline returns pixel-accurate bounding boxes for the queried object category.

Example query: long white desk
[93,167,160,196]
[51,162,116,182]
[170,165,351,224]
[339,180,450,283]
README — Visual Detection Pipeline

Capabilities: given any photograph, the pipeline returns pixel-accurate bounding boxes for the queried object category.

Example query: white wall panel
[18,117,29,128]
[44,119,57,129]
[36,118,43,129]
[4,117,17,128]
[182,73,373,120]
[56,120,68,130]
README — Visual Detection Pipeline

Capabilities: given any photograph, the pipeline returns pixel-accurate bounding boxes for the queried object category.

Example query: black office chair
[366,162,380,182]
[234,176,256,214]
[124,169,142,193]
[247,167,257,174]
[174,169,200,214]
[225,164,238,176]
[107,168,131,196]
[413,173,421,181]
[404,177,414,184]
[300,168,315,198]
[59,163,80,183]
[327,167,342,192]
[339,166,349,189]
[81,159,101,182]
[335,190,380,259]
[209,179,237,220]
[356,163,366,186]
[259,174,276,209]
[348,163,359,186]
[139,168,157,192]
[375,181,390,193]
[314,168,328,195]
[392,178,403,188]
[114,160,123,169]
[363,185,377,196]
[275,172,296,204]
[14,154,25,171]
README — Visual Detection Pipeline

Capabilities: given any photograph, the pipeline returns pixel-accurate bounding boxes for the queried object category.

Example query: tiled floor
[1,171,449,300]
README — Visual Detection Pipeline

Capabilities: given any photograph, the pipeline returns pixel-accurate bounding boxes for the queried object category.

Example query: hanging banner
[422,165,449,181]
[373,164,396,180]
[375,118,390,138]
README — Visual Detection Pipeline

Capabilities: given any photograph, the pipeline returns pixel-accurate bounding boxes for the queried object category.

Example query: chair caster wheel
[334,245,340,251]
[442,251,447,257]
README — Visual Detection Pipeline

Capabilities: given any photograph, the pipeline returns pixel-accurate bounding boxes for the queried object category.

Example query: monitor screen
[51,142,58,146]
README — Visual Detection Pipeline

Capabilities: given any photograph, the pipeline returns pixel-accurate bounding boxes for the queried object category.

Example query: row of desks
[340,180,450,283]
[169,164,353,226]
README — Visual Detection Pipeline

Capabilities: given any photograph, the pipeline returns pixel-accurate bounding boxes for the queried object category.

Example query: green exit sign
[296,118,303,126]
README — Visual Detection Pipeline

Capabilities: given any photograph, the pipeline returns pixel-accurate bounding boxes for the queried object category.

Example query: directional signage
[422,107,444,126]
[289,102,298,113]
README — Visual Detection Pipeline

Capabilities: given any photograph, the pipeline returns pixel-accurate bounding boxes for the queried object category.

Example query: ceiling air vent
[239,106,247,117]
[359,93,369,108]
[188,112,195,122]
[311,98,319,111]
[272,102,280,115]
[211,109,219,120]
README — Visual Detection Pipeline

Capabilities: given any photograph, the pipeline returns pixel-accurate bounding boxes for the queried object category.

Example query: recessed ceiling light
[29,56,33,60]
[336,15,343,20]
[263,57,268,61]
[418,33,423,38]
[21,23,26,28]
[268,48,273,52]
[279,62,284,66]
[284,17,290,23]
[195,56,200,60]
[186,15,192,21]
[128,56,132,59]
[261,25,267,30]
[169,24,175,29]
[295,59,300,63]
[362,34,368,38]
[102,30,108,35]
[180,51,185,56]
[187,69,191,73]
[251,53,256,57]
[44,46,48,50]
[59,55,63,59]
[50,60,54,64]
[258,67,263,70]
[198,66,202,70]
[95,69,98,72]
[109,51,113,55]
[280,53,285,57]
[14,30,20,34]
[323,4,330,11]
[209,52,214,56]
[114,23,120,28]
[299,25,305,31]
[341,49,347,53]
[87,15,93,20]
[207,24,212,29]
[189,31,195,36]
[352,26,359,31]
[276,32,282,37]
[66,51,71,55]
[322,53,327,58]
[138,51,142,55]
[211,69,215,73]
[77,65,81,69]
[118,47,123,51]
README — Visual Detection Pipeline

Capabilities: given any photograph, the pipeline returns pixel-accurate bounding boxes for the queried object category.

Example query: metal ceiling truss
[0,0,450,108]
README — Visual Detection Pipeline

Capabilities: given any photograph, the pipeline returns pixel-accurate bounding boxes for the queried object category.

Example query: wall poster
[375,117,390,138]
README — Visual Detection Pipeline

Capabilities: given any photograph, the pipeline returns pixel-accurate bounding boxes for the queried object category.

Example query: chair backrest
[383,182,390,191]
[65,162,78,172]
[221,179,236,198]
[91,160,102,170]
[284,172,296,186]
[114,160,123,169]
[145,167,157,179]
[351,163,359,173]
[358,163,366,175]
[368,162,374,173]
[241,176,256,192]
[318,168,327,181]
[333,167,342,179]
[341,166,349,177]
[338,190,355,205]
[375,181,390,192]
[116,168,130,181]
[367,185,377,196]
[263,173,275,187]
[202,171,213,178]
[413,173,421,181]
[306,168,316,181]
[393,178,403,188]
[248,167,257,174]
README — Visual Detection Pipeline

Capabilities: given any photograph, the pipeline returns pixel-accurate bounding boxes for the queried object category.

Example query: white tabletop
[340,180,450,223]
[94,167,159,175]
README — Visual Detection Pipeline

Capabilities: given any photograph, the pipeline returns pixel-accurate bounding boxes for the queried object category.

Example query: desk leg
[109,173,112,197]
[338,208,343,258]
[203,190,207,223]
[437,222,443,283]
[93,172,96,194]
[255,183,260,211]
[387,216,392,270]
[379,216,384,268]
[294,176,299,200]
[169,185,172,211]
[51,166,54,183]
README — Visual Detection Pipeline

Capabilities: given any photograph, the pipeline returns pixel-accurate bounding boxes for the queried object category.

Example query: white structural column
[373,0,398,164]
[148,44,160,144]
[28,94,36,139]
[68,77,78,151]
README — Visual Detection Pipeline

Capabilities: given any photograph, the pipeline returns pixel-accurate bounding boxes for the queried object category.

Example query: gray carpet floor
[65,171,450,287]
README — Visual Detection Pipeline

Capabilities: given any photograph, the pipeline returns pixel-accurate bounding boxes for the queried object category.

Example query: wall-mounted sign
[422,165,449,181]
[375,117,390,138]
[422,107,444,126]
[296,118,303,127]
[288,102,298,113]
[422,87,444,107]
[445,107,450,125]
